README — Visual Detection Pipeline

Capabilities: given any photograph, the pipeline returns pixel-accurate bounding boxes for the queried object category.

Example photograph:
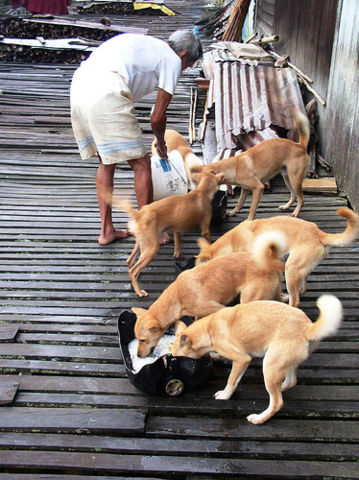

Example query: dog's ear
[149,326,162,334]
[131,307,147,317]
[197,237,210,252]
[179,334,191,348]
[215,173,225,184]
[175,320,187,334]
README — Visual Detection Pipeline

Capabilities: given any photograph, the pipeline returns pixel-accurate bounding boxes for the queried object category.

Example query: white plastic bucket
[151,150,188,201]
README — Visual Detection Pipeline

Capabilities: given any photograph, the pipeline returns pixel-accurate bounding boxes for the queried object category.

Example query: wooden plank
[1,374,357,399]
[0,344,122,361]
[0,359,357,383]
[0,431,357,460]
[16,332,117,345]
[147,416,359,441]
[0,476,162,480]
[0,359,126,376]
[302,177,337,193]
[0,381,19,405]
[0,376,136,394]
[12,393,359,418]
[0,407,146,434]
[0,324,19,341]
[0,450,357,478]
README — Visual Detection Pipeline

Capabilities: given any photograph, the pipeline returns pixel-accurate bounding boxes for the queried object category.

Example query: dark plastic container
[211,189,227,225]
[174,256,196,276]
[118,310,213,396]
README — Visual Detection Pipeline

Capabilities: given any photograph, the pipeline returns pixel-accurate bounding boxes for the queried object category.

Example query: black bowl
[118,310,213,396]
[211,189,227,225]
[174,256,196,276]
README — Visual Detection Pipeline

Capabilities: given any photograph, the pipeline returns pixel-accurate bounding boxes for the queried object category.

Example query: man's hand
[154,139,168,159]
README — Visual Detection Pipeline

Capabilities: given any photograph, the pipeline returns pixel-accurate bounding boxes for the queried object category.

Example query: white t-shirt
[82,33,182,101]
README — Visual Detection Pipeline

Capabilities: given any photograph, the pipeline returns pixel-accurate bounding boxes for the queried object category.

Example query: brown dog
[196,208,359,307]
[111,171,223,296]
[132,230,286,357]
[172,295,343,424]
[151,129,204,190]
[190,109,310,220]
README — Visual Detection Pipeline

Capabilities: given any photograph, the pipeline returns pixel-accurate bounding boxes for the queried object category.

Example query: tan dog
[151,129,203,190]
[132,230,286,357]
[196,208,359,307]
[190,109,310,219]
[111,171,223,296]
[172,295,343,424]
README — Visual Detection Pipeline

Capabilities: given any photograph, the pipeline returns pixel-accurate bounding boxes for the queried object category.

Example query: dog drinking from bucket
[128,335,175,374]
[133,230,286,358]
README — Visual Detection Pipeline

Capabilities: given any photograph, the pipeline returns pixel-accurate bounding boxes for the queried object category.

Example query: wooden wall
[324,0,359,212]
[255,0,337,103]
[255,0,359,212]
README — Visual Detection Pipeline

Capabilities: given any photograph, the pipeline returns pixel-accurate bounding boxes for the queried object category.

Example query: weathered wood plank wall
[255,0,359,212]
[255,0,337,102]
[325,0,359,213]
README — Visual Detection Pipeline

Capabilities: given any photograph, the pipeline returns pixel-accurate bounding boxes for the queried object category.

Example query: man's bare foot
[98,229,130,245]
[159,232,171,245]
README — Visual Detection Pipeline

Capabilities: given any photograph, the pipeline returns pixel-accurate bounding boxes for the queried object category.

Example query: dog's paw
[214,390,230,400]
[225,209,237,217]
[280,293,289,303]
[278,204,289,211]
[288,212,298,217]
[137,289,149,297]
[210,352,225,362]
[247,413,264,424]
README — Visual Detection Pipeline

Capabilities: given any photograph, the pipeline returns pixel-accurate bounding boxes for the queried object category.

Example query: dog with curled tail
[190,108,310,220]
[173,295,343,424]
[195,207,359,307]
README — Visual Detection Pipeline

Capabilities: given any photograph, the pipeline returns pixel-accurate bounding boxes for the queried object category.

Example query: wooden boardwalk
[0,3,359,478]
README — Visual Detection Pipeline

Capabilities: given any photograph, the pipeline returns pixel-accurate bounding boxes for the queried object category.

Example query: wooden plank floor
[0,3,359,478]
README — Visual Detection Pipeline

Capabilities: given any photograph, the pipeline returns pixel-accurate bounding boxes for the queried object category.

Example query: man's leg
[96,157,129,245]
[127,154,153,209]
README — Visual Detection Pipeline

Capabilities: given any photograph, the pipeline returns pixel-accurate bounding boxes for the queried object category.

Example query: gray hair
[168,29,203,62]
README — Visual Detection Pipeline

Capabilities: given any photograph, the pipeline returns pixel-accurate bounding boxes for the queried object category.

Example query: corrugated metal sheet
[214,61,305,152]
[202,43,306,158]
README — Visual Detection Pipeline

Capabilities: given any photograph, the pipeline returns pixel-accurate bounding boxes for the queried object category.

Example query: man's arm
[151,87,172,159]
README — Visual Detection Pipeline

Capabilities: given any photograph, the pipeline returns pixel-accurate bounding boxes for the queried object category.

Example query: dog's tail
[321,208,359,246]
[252,230,286,273]
[98,187,139,219]
[306,295,343,341]
[111,198,139,220]
[292,108,310,150]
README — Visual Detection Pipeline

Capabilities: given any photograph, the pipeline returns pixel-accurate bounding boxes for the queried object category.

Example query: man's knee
[128,155,151,173]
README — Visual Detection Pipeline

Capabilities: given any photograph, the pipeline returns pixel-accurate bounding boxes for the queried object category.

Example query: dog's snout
[137,346,154,358]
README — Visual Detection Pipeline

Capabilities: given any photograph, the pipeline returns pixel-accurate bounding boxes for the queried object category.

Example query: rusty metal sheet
[214,61,306,153]
[202,43,306,158]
